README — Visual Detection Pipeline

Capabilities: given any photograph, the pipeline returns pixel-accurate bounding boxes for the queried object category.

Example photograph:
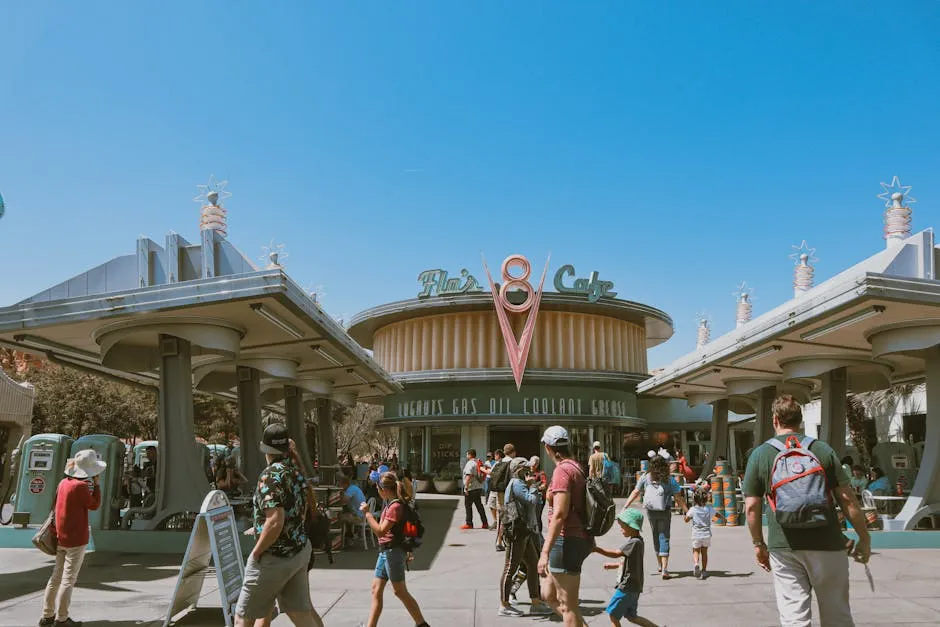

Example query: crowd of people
[39,393,875,627]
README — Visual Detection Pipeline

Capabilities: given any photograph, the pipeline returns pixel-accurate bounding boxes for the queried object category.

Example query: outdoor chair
[360,496,377,550]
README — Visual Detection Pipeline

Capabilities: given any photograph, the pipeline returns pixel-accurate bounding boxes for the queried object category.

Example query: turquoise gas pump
[14,434,74,524]
[71,435,124,529]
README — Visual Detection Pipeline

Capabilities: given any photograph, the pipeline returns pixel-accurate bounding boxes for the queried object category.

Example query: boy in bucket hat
[40,450,106,627]
[593,509,657,626]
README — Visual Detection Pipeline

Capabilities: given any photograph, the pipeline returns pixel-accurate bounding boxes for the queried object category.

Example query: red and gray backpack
[765,436,832,528]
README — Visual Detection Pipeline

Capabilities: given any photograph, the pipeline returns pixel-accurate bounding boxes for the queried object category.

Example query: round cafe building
[349,258,692,478]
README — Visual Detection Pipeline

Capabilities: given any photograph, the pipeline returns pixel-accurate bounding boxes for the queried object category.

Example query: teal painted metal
[14,434,74,524]
[71,435,125,530]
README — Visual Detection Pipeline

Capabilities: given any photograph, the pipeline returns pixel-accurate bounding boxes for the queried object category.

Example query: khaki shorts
[487,490,504,510]
[235,542,313,619]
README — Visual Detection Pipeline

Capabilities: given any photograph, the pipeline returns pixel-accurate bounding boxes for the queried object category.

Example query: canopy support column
[285,385,314,477]
[819,367,848,457]
[754,386,777,444]
[701,399,729,478]
[237,366,264,484]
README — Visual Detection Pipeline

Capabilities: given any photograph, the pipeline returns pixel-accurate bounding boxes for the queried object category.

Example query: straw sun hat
[64,449,107,479]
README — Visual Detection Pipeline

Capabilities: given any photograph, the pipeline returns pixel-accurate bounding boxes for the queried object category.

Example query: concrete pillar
[237,366,265,484]
[754,386,777,445]
[701,399,729,477]
[894,347,940,529]
[152,335,209,528]
[819,367,848,457]
[284,385,314,477]
[315,397,338,466]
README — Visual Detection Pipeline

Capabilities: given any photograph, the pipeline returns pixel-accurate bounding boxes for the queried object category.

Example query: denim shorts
[607,589,639,619]
[547,535,592,574]
[374,546,407,582]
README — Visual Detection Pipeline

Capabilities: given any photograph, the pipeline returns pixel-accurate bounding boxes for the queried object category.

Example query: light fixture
[250,303,303,339]
[311,344,342,367]
[686,368,720,384]
[800,306,886,342]
[731,345,782,367]
[12,334,100,363]
[346,368,370,385]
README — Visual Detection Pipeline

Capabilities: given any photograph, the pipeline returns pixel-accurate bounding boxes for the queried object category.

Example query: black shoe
[38,618,54,627]
[496,544,506,552]
[55,619,82,627]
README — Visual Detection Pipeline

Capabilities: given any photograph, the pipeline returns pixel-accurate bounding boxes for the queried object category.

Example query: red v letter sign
[482,254,550,391]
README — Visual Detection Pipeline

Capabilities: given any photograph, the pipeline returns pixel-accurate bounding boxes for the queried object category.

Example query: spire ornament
[878,176,914,244]
[260,240,288,269]
[733,282,754,328]
[789,240,817,297]
[194,175,231,237]
[695,311,712,350]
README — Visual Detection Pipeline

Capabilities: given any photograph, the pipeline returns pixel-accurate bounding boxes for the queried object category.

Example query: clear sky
[1,2,938,368]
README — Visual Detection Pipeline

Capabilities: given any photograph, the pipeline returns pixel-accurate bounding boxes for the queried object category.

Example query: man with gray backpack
[743,394,871,627]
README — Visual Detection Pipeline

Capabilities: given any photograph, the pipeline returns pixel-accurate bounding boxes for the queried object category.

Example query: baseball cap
[541,425,569,447]
[260,423,290,455]
[509,456,532,474]
[592,441,602,449]
[618,508,644,532]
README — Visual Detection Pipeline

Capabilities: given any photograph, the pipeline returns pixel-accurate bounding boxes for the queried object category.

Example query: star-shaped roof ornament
[789,240,818,266]
[193,174,232,207]
[261,239,289,269]
[732,281,755,302]
[877,176,915,208]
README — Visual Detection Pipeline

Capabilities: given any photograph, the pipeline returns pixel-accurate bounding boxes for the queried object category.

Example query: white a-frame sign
[164,490,245,626]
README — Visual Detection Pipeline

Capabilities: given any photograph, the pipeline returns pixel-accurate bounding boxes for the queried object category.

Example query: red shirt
[53,478,101,548]
[379,501,404,545]
[548,459,588,539]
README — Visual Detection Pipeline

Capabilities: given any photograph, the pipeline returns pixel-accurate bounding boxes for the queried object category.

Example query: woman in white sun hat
[39,449,106,627]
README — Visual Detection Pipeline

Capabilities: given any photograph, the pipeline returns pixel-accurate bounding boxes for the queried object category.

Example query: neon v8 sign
[481,254,550,391]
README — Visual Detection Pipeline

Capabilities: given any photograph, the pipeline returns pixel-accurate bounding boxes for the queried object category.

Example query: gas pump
[14,434,74,524]
[70,435,124,529]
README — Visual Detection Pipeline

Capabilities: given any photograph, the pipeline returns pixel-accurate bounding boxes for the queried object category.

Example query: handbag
[33,485,58,556]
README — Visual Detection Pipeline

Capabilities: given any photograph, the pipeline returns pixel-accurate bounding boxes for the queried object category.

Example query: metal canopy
[0,234,400,404]
[639,230,939,400]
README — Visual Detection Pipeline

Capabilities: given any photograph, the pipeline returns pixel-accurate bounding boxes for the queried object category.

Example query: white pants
[769,550,854,627]
[42,544,88,622]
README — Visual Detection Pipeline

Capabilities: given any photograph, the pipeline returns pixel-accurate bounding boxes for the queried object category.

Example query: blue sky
[1,2,938,368]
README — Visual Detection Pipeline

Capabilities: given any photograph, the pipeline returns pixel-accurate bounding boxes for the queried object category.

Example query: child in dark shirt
[593,508,657,626]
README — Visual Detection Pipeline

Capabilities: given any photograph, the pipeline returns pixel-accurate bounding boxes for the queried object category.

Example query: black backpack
[584,476,616,536]
[490,460,511,492]
[389,499,425,552]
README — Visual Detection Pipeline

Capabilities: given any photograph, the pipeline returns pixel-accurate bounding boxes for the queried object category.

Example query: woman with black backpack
[360,472,430,627]
[498,457,554,618]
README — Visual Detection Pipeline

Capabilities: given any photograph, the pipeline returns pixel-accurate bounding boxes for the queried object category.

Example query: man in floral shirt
[235,424,322,626]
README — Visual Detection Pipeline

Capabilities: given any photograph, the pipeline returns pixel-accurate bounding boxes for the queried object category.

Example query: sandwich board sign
[164,490,245,626]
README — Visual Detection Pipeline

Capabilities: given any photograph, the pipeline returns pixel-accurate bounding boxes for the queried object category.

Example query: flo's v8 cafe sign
[417,263,616,303]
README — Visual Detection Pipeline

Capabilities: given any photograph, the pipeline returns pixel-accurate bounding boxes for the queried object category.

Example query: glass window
[429,427,461,475]
[568,427,590,468]
[404,428,425,473]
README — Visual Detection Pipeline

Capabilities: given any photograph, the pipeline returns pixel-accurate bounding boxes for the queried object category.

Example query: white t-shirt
[463,459,482,491]
[688,505,714,539]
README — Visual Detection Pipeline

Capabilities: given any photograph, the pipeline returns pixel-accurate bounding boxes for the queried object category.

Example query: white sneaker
[498,605,525,617]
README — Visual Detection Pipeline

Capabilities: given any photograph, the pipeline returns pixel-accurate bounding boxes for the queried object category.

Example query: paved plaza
[1,496,938,627]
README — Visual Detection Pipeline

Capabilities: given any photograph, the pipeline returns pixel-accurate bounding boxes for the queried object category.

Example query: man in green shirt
[743,394,870,627]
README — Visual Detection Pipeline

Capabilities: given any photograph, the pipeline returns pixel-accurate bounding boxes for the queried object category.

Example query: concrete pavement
[1,495,938,626]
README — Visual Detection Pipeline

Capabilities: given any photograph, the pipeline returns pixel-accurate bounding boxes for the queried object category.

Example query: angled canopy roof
[639,230,940,404]
[0,230,400,404]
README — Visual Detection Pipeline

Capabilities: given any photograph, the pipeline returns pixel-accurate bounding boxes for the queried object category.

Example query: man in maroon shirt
[40,449,105,627]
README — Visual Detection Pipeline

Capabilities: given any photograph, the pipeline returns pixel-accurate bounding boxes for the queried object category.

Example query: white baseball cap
[541,425,569,447]
[592,441,602,449]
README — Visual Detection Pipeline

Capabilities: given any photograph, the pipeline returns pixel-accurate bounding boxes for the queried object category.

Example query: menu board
[164,490,245,627]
